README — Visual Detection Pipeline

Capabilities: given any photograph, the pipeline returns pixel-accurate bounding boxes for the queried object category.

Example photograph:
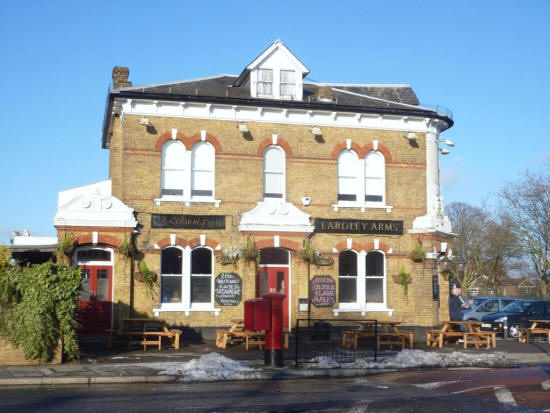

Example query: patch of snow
[157,353,267,382]
[305,350,509,369]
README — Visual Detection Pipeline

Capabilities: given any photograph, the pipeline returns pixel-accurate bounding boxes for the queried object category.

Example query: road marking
[452,385,496,394]
[494,386,517,406]
[413,380,462,389]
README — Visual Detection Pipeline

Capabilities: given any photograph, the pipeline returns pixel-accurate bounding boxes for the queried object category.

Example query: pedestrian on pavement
[449,284,469,333]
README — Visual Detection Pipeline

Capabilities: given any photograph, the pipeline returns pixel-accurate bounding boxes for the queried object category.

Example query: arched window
[338,250,357,303]
[161,141,186,196]
[365,151,385,203]
[365,251,384,303]
[338,150,360,202]
[263,146,285,200]
[160,247,183,303]
[191,248,212,304]
[191,142,215,198]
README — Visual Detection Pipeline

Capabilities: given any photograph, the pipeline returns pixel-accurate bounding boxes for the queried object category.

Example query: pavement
[1,336,550,387]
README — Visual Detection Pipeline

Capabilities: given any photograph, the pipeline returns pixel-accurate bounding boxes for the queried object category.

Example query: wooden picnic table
[518,320,550,343]
[342,321,414,350]
[108,318,181,351]
[427,320,496,349]
[215,319,264,350]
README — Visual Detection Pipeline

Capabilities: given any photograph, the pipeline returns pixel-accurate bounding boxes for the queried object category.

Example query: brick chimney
[315,86,333,102]
[112,66,132,89]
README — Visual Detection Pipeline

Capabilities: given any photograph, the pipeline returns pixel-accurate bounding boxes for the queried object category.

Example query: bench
[519,327,550,343]
[463,332,491,349]
[216,329,265,350]
[377,333,406,350]
[107,319,182,351]
[342,330,360,349]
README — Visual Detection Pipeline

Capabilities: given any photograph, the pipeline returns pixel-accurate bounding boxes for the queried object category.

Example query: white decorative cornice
[239,201,314,233]
[54,180,137,228]
[118,99,432,134]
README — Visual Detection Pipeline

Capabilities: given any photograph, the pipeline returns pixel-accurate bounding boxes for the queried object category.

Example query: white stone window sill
[153,306,221,317]
[333,306,394,317]
[154,196,221,208]
[332,203,393,213]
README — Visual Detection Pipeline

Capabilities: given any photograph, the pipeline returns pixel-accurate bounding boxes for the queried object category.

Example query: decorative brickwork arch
[257,137,293,157]
[364,241,391,253]
[255,238,300,251]
[188,132,223,153]
[187,237,220,249]
[331,141,364,159]
[334,240,365,252]
[154,131,190,151]
[156,236,188,249]
[74,233,122,247]
[362,142,392,162]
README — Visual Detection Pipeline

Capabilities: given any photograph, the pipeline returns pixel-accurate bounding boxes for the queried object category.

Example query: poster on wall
[310,275,336,307]
[214,273,242,306]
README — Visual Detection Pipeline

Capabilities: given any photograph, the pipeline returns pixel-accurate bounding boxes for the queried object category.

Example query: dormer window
[257,69,273,97]
[235,40,309,100]
[280,70,295,99]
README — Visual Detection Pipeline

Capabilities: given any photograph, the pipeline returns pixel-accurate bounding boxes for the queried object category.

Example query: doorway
[257,248,290,328]
[76,248,113,336]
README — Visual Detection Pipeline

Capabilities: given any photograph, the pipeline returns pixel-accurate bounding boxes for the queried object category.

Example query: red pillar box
[244,298,270,331]
[262,292,285,367]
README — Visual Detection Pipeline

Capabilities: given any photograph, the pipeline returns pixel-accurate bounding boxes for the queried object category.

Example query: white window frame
[279,69,295,100]
[155,245,220,315]
[156,141,220,207]
[336,249,389,314]
[257,68,274,97]
[263,145,286,201]
[191,141,215,201]
[469,288,479,296]
[364,150,386,207]
[337,149,361,207]
[334,149,392,213]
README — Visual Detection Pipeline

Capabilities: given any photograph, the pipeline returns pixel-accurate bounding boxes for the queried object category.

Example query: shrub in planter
[117,236,134,259]
[240,237,260,265]
[408,242,426,263]
[216,246,240,266]
[136,261,157,291]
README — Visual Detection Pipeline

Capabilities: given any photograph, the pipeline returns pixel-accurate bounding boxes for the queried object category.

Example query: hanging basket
[392,273,412,284]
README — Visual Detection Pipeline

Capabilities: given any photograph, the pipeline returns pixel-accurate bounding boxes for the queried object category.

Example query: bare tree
[446,202,488,291]
[499,166,550,296]
[482,219,518,291]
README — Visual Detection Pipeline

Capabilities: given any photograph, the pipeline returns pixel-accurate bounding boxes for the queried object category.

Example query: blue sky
[1,1,549,244]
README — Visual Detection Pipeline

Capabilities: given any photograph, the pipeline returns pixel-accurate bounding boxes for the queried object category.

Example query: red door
[78,266,112,336]
[258,266,289,328]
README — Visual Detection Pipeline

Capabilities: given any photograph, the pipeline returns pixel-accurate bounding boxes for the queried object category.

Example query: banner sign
[310,275,336,307]
[151,214,225,230]
[314,218,403,235]
[215,273,242,306]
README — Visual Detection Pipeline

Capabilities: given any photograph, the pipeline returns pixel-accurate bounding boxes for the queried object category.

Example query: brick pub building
[53,41,455,336]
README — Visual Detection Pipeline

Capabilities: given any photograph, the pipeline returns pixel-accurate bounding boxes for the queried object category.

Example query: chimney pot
[112,66,132,89]
[315,86,333,102]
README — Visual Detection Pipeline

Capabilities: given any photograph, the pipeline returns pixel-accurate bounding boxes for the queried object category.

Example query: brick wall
[0,339,62,366]
[65,114,452,329]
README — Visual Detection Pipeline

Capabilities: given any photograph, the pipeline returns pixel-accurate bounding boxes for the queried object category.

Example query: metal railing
[294,319,378,367]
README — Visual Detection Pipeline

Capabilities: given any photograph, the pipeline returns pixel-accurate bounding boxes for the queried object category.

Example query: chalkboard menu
[310,275,336,307]
[214,273,242,306]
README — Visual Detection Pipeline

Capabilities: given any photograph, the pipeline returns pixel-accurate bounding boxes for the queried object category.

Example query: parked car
[462,296,519,321]
[480,299,550,337]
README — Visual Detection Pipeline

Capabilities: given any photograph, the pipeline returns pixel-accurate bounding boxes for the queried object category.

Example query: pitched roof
[115,74,422,110]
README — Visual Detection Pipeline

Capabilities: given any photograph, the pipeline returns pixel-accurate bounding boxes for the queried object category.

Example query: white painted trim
[118,99,442,134]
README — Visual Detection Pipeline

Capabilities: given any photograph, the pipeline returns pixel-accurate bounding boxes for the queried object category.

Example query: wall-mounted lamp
[310,126,322,136]
[238,123,249,133]
[440,148,450,155]
[404,132,417,142]
[438,138,455,147]
[139,117,151,126]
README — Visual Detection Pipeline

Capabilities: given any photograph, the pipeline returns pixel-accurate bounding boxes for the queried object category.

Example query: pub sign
[314,218,403,235]
[151,214,225,230]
